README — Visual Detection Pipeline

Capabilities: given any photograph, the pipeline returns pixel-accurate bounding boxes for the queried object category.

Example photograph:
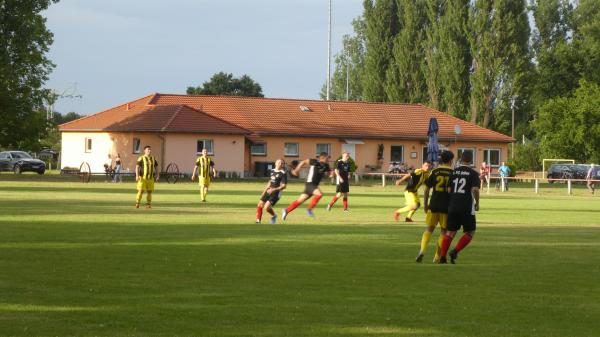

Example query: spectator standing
[587,164,597,195]
[498,162,511,192]
[480,162,490,189]
[113,154,122,183]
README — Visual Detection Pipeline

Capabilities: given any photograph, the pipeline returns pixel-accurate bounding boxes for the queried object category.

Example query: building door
[341,143,356,160]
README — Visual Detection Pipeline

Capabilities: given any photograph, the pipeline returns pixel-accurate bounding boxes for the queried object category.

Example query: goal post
[542,159,575,175]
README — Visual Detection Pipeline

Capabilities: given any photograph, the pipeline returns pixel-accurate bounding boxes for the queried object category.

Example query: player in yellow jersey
[135,145,159,209]
[394,161,432,222]
[417,150,454,263]
[191,148,216,202]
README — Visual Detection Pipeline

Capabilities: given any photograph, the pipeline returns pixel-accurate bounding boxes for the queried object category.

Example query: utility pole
[345,51,350,100]
[326,0,332,101]
[47,83,83,120]
[511,96,516,160]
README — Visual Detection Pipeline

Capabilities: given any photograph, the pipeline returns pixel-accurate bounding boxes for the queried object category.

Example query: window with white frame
[457,148,476,166]
[483,149,501,167]
[85,138,92,153]
[133,138,141,154]
[284,142,299,156]
[251,143,267,156]
[197,139,214,155]
[390,145,403,162]
[316,143,331,156]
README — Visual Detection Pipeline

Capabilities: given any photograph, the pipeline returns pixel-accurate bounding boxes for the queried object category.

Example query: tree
[534,80,600,163]
[0,0,58,150]
[385,0,427,103]
[437,0,471,119]
[362,0,398,102]
[187,72,263,97]
[468,0,532,131]
[320,16,366,101]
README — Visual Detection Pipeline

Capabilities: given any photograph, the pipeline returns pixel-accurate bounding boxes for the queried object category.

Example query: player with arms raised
[327,151,351,212]
[256,159,287,224]
[416,150,454,263]
[393,161,432,222]
[439,151,480,264]
[282,152,332,220]
[135,145,159,209]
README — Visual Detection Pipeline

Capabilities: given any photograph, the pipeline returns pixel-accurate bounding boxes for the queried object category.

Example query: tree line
[324,0,600,167]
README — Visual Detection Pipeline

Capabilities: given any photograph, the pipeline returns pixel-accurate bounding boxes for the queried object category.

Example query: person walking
[113,154,122,183]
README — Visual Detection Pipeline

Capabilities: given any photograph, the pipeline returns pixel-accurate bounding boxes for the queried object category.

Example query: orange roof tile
[60,93,514,143]
[59,100,249,135]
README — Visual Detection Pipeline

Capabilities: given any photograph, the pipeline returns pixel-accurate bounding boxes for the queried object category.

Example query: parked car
[0,151,46,174]
[547,164,591,182]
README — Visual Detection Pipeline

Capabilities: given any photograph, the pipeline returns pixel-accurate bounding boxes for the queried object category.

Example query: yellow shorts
[425,211,448,229]
[404,191,420,206]
[199,176,211,187]
[137,178,154,192]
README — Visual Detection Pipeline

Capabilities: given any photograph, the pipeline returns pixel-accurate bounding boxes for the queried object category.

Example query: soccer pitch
[0,178,599,337]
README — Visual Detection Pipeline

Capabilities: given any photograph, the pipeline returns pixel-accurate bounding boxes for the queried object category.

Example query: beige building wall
[248,136,509,174]
[61,132,115,172]
[164,133,245,174]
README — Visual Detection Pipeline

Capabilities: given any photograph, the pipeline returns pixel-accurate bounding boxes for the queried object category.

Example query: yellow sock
[136,190,143,204]
[200,186,206,201]
[434,235,444,261]
[396,205,413,215]
[420,231,432,253]
[146,192,152,204]
[407,209,416,219]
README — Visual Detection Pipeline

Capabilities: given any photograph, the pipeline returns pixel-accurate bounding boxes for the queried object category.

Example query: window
[316,143,331,156]
[197,139,214,155]
[457,148,476,166]
[85,138,92,153]
[483,149,501,167]
[133,138,141,154]
[284,142,299,156]
[390,145,403,162]
[0,153,7,159]
[251,143,267,156]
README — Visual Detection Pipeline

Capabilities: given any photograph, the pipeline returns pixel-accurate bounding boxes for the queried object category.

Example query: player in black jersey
[439,150,480,264]
[282,152,332,220]
[327,151,351,212]
[416,150,454,263]
[256,159,287,224]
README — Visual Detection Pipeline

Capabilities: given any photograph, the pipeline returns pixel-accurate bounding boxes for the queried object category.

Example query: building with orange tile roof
[59,93,514,176]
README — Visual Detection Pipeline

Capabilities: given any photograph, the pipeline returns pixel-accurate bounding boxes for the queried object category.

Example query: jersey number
[435,176,449,192]
[452,177,467,194]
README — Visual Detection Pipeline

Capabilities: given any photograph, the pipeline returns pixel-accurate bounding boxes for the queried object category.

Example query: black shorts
[260,191,281,206]
[447,212,476,232]
[303,183,320,196]
[336,182,349,193]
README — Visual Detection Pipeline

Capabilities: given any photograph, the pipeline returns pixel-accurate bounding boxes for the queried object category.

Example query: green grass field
[0,176,599,337]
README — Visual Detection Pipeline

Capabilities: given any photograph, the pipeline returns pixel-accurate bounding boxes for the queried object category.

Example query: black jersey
[425,165,453,213]
[306,159,331,185]
[269,169,287,188]
[336,160,350,184]
[405,168,430,193]
[448,165,481,215]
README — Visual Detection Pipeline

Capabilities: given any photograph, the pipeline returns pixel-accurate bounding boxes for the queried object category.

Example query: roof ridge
[58,93,156,128]
[154,93,421,107]
[161,104,184,131]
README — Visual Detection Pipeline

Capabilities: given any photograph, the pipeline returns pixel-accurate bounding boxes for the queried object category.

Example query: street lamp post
[326,0,332,101]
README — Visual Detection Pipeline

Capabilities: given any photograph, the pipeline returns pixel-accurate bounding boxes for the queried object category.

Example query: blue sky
[44,0,363,115]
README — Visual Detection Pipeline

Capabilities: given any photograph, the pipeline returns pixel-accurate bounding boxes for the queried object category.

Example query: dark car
[547,164,590,181]
[0,151,46,174]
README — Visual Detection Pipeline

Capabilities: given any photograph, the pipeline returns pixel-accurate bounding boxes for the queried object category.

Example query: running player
[393,161,432,222]
[416,150,454,263]
[327,151,351,212]
[439,150,480,264]
[135,145,159,209]
[191,148,216,202]
[256,159,287,224]
[282,152,332,220]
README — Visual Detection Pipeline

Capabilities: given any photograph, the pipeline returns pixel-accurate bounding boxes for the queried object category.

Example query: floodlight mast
[46,83,83,120]
[326,0,332,101]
